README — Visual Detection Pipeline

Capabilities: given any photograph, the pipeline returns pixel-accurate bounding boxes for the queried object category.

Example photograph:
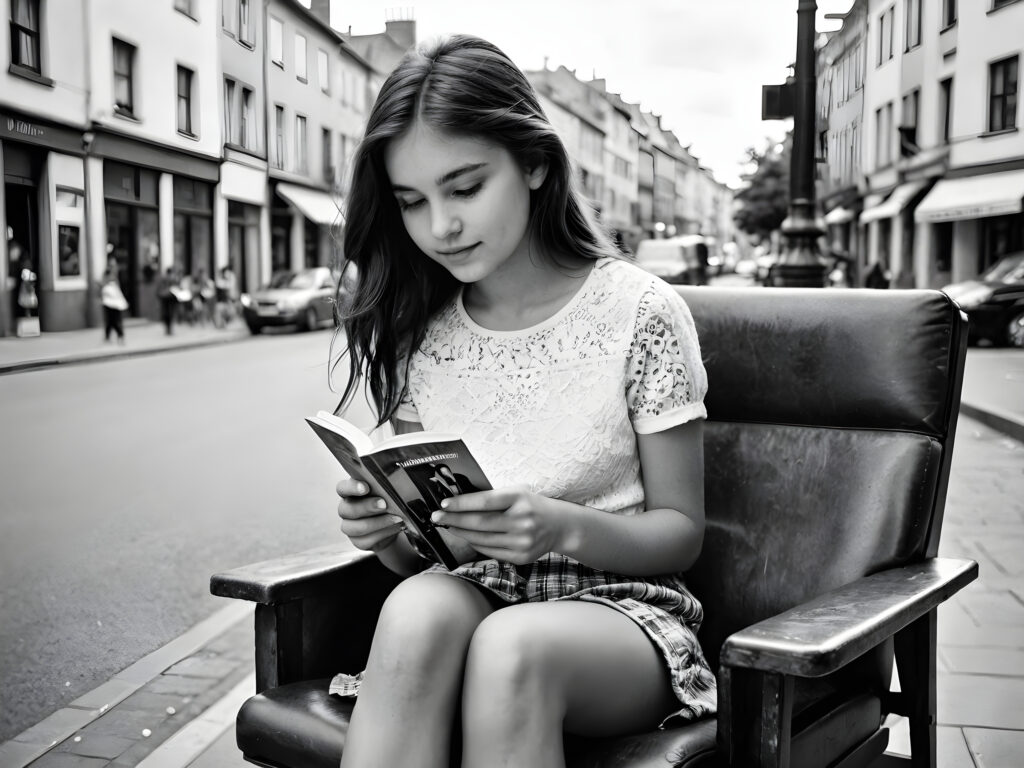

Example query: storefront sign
[0,110,84,155]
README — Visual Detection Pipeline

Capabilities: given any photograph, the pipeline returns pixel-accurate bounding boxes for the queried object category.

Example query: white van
[633,235,707,285]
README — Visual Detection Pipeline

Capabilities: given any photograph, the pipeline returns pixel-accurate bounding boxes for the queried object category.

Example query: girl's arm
[432,419,705,576]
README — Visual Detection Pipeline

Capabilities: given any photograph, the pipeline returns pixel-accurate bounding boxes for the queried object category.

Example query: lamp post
[771,0,828,287]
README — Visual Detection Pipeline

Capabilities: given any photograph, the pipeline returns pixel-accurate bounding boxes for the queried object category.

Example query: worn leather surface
[677,287,959,435]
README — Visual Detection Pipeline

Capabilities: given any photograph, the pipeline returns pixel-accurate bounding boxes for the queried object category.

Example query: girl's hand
[430,486,575,565]
[336,478,406,553]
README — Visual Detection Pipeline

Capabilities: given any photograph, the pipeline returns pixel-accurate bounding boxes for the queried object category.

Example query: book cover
[306,412,492,570]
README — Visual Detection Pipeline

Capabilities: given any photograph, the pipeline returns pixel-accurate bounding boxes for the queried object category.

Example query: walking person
[330,35,715,768]
[156,267,177,335]
[99,266,128,344]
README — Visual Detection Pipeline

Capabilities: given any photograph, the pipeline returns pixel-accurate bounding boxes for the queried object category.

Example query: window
[993,0,1019,9]
[174,0,193,16]
[322,127,333,183]
[57,224,82,278]
[296,115,308,172]
[224,78,236,143]
[904,0,921,50]
[9,0,41,73]
[989,56,1019,133]
[238,0,251,44]
[942,0,956,28]
[112,38,136,116]
[318,49,329,93]
[177,66,194,135]
[240,87,253,148]
[274,105,285,169]
[295,34,307,81]
[877,6,894,65]
[900,89,919,156]
[875,102,893,167]
[939,78,953,143]
[269,17,283,66]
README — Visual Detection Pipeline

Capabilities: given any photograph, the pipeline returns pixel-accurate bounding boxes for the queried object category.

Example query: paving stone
[162,656,238,679]
[56,732,134,760]
[884,720,975,767]
[941,646,1024,676]
[66,679,138,714]
[938,674,1024,729]
[961,590,1024,628]
[144,674,217,697]
[116,690,187,714]
[963,727,1024,768]
[26,751,109,767]
[80,708,164,741]
[0,740,48,767]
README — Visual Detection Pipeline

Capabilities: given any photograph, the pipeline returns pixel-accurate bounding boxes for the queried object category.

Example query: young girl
[332,34,716,768]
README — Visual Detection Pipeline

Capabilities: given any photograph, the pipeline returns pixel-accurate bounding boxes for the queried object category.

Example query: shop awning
[859,181,929,224]
[276,183,344,226]
[914,169,1024,223]
[824,206,854,224]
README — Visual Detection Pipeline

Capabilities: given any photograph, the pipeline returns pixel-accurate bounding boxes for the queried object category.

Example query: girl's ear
[526,159,548,191]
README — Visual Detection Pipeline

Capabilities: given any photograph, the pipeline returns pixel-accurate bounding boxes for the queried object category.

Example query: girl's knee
[373,573,492,659]
[464,609,558,703]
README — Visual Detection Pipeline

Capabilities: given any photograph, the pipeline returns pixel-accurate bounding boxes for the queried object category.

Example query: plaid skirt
[330,553,717,726]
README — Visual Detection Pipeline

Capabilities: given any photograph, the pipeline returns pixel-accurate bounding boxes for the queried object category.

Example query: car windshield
[981,254,1024,283]
[268,271,317,289]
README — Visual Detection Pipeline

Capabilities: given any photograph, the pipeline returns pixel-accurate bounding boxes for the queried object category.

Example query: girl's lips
[437,243,479,260]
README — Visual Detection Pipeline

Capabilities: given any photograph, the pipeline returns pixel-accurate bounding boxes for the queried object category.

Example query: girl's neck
[463,247,596,332]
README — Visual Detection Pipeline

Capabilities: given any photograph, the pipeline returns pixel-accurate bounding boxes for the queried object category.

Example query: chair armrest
[210,545,376,604]
[720,557,978,678]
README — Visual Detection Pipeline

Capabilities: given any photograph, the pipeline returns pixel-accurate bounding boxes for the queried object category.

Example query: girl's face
[384,122,546,285]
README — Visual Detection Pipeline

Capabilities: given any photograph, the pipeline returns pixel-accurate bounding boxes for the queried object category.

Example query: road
[0,329,376,741]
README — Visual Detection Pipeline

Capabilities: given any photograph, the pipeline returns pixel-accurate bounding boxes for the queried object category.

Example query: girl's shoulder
[589,256,690,313]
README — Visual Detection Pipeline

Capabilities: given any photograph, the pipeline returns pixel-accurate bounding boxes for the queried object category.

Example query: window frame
[224,77,236,145]
[10,0,42,74]
[296,114,308,172]
[904,0,921,51]
[988,55,1019,134]
[112,37,137,117]
[941,0,957,29]
[877,6,895,66]
[269,16,283,67]
[174,0,195,18]
[294,33,307,82]
[240,86,253,149]
[176,65,195,137]
[237,0,252,46]
[939,77,953,144]
[274,104,286,169]
[317,48,329,93]
[322,126,333,184]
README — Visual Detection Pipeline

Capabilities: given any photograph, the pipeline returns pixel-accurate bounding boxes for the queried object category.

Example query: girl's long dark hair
[332,34,618,425]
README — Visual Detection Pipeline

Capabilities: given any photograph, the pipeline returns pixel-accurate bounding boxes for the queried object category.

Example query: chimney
[309,0,332,27]
[385,19,416,49]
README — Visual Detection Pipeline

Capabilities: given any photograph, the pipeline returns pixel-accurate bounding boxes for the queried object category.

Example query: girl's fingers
[336,478,369,497]
[338,496,390,520]
[438,486,529,513]
[432,510,509,532]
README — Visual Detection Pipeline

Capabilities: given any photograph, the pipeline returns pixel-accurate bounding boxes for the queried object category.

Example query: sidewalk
[0,323,1022,767]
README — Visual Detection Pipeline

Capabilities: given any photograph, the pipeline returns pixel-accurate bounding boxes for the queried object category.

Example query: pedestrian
[99,266,128,344]
[156,267,177,335]
[15,252,40,337]
[864,260,890,289]
[331,34,715,767]
[214,266,233,328]
[193,268,215,325]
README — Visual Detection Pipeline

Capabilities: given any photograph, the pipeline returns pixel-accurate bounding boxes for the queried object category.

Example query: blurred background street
[2,0,1024,765]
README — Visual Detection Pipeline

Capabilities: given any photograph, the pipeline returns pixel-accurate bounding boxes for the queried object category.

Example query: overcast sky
[329,0,855,188]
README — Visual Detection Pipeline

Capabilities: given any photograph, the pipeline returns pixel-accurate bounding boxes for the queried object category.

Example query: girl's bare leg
[340,573,497,768]
[460,601,679,768]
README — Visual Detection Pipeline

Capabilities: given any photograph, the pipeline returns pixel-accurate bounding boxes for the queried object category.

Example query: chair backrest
[676,287,967,671]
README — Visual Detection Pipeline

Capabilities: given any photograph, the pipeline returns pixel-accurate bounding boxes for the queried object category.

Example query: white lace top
[396,256,708,516]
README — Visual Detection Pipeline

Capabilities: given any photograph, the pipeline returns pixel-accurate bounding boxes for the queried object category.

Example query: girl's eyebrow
[392,162,488,193]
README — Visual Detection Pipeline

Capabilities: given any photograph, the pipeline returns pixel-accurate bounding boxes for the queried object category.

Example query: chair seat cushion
[235,680,880,768]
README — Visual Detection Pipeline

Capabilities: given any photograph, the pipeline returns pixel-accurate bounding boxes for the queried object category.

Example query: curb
[0,332,252,376]
[0,602,253,768]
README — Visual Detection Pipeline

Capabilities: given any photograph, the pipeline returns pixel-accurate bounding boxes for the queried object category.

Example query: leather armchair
[212,287,976,768]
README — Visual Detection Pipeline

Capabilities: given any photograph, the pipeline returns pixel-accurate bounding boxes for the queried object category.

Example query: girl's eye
[453,183,482,199]
[397,198,424,212]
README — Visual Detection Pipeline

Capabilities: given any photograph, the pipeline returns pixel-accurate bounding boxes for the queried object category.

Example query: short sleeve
[626,285,708,434]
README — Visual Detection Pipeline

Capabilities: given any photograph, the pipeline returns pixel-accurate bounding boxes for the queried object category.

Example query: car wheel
[1007,312,1024,348]
[304,307,319,332]
[246,320,262,335]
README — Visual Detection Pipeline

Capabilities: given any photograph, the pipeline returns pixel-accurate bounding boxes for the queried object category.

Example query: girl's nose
[430,207,463,240]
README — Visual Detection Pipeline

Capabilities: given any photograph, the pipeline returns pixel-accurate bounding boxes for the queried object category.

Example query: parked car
[941,252,1024,347]
[240,266,342,335]
[633,235,707,285]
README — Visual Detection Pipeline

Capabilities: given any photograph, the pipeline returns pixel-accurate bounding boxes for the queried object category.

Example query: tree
[733,133,791,242]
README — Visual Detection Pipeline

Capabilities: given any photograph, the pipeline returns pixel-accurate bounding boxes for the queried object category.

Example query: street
[0,329,374,742]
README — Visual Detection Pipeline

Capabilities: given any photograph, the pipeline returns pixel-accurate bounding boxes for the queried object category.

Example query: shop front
[1,109,87,335]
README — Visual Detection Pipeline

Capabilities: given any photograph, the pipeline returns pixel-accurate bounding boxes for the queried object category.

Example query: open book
[306,411,492,570]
